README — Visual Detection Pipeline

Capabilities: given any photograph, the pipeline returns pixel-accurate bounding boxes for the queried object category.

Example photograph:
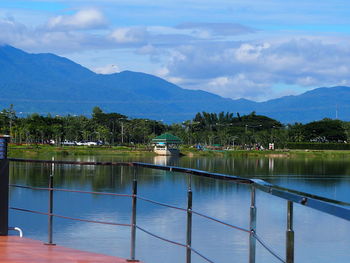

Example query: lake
[8,154,350,263]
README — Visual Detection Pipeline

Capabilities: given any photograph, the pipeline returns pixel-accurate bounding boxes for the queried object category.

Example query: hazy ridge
[0,45,348,123]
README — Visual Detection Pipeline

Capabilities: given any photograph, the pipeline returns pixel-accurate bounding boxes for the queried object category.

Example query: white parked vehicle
[61,140,76,146]
[76,141,98,146]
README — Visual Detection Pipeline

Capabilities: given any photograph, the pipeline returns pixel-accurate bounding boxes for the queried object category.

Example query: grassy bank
[181,147,350,159]
[8,144,156,158]
[8,144,350,159]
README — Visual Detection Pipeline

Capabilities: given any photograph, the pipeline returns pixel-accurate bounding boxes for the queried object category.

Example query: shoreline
[7,144,350,159]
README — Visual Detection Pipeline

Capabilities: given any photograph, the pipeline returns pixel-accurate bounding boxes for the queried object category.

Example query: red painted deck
[0,236,137,263]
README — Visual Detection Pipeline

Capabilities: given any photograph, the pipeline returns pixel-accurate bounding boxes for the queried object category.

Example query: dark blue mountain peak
[303,86,350,96]
[0,44,26,53]
[1,45,350,123]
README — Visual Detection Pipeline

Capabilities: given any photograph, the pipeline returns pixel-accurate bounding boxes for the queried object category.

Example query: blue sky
[1,0,350,101]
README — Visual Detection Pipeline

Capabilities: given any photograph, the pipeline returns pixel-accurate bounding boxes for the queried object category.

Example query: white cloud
[47,8,107,30]
[162,38,350,100]
[176,22,257,36]
[137,44,156,55]
[154,67,169,77]
[93,64,120,74]
[205,74,271,100]
[0,14,113,53]
[295,76,318,86]
[167,76,185,85]
[234,43,270,62]
[109,27,148,44]
[209,76,230,86]
[108,26,198,47]
[0,17,29,44]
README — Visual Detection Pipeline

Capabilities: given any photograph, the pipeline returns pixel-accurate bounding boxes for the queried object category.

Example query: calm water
[8,154,350,263]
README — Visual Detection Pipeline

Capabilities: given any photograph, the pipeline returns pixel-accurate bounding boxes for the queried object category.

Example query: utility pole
[111,120,115,146]
[121,122,124,144]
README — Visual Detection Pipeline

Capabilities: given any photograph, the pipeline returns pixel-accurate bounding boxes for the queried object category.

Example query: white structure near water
[151,133,182,155]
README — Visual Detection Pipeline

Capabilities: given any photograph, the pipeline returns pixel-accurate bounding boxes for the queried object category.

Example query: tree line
[0,105,349,148]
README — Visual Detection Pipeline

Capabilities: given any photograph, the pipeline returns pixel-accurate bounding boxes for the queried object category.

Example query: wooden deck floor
[0,236,137,263]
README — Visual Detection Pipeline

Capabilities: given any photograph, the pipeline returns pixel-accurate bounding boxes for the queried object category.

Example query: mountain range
[0,45,348,123]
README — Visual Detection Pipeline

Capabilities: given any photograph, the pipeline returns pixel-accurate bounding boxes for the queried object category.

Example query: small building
[151,133,182,155]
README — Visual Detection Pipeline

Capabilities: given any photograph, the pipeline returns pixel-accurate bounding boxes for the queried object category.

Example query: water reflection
[8,155,350,263]
[269,158,274,172]
[153,155,180,166]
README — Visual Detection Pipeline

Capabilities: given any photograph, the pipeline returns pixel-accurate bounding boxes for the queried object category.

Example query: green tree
[303,119,346,142]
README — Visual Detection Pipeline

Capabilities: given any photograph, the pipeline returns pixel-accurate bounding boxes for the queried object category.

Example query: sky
[0,0,350,101]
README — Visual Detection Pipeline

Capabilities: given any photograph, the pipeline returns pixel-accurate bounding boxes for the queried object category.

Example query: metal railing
[6,158,350,263]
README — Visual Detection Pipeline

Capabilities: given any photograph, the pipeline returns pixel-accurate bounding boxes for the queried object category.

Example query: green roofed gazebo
[151,133,182,155]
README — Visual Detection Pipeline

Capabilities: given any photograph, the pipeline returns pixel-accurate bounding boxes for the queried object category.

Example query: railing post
[45,158,55,245]
[128,167,139,262]
[0,135,10,236]
[249,185,257,263]
[186,175,193,263]
[286,201,294,263]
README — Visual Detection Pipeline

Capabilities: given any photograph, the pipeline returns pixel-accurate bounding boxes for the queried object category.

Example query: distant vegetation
[1,105,349,150]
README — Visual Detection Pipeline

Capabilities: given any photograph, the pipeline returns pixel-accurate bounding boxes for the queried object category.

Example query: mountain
[257,86,348,123]
[0,45,348,123]
[0,45,258,121]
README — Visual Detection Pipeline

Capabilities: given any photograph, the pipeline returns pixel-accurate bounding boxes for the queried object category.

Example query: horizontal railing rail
[8,158,350,263]
[9,184,132,198]
[10,206,132,227]
[251,179,350,220]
